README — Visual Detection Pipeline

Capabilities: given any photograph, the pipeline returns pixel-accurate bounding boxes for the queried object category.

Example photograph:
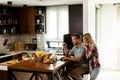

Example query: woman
[82,33,100,80]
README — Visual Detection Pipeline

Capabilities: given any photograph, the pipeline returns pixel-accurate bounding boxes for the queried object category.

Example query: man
[61,33,89,80]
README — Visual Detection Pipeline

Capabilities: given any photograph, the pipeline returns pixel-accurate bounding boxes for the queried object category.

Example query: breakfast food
[36,51,55,63]
[36,51,46,56]
[19,60,26,63]
[44,54,51,60]
[43,58,55,64]
[43,54,55,63]
[15,59,19,64]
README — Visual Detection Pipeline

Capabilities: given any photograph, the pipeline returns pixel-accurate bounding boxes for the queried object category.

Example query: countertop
[0,51,36,59]
[0,51,36,71]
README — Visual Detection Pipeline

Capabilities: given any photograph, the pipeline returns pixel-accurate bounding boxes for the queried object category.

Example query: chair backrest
[63,34,74,50]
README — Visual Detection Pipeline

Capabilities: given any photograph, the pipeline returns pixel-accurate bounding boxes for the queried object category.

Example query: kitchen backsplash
[0,34,44,52]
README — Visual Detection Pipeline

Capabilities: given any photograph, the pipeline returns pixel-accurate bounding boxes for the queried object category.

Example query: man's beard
[73,42,78,45]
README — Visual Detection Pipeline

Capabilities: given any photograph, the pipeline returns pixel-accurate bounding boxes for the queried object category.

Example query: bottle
[3,29,6,34]
[51,50,57,61]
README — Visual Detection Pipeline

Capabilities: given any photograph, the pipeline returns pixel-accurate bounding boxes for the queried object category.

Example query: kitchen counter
[0,51,36,59]
[0,51,36,71]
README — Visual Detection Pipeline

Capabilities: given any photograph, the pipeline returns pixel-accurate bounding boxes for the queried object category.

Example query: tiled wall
[37,34,45,50]
[0,34,45,52]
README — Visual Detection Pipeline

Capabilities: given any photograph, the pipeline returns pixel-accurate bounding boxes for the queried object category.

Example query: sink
[0,53,6,56]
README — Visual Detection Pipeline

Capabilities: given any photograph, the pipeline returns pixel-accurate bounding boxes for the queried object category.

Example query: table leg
[29,73,43,80]
[29,73,35,80]
[51,73,54,80]
[8,70,17,80]
[8,70,12,80]
[35,73,39,80]
[46,72,62,80]
[54,72,61,80]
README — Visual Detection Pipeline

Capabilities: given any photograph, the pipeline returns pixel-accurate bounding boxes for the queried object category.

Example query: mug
[36,19,40,24]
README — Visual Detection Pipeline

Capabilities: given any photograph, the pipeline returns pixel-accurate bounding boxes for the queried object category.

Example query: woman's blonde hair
[83,33,96,46]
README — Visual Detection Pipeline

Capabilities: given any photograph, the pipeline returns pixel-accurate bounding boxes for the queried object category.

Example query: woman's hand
[82,43,88,50]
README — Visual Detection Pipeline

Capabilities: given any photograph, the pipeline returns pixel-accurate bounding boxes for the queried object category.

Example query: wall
[83,0,96,41]
[69,4,83,34]
[97,4,118,70]
[95,0,120,4]
[0,34,44,52]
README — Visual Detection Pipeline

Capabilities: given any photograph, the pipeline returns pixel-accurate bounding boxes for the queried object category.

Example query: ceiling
[0,0,83,7]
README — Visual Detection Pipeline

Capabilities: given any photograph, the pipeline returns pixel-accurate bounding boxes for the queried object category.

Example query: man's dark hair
[71,33,81,39]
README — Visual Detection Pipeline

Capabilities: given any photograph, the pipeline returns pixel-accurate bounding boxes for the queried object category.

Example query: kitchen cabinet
[0,52,34,80]
[34,6,46,34]
[20,6,46,34]
[20,7,35,34]
[0,70,8,80]
[0,56,13,63]
[0,5,20,34]
[0,55,13,80]
[0,5,46,34]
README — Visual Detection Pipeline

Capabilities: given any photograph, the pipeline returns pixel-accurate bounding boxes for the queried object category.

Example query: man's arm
[63,43,71,57]
[62,46,85,62]
[62,55,83,62]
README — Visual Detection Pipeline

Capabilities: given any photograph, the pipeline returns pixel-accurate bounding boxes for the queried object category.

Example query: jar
[38,10,42,14]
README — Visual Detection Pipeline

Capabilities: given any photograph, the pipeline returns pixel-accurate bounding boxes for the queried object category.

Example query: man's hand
[63,42,67,49]
[63,42,70,57]
[61,57,69,61]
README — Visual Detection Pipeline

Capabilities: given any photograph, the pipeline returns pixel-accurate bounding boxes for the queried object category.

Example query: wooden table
[8,59,68,80]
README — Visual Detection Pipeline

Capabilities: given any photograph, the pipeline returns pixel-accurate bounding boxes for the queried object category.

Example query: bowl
[23,57,30,61]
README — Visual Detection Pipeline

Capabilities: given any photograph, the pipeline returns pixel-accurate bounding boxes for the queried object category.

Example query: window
[46,5,69,41]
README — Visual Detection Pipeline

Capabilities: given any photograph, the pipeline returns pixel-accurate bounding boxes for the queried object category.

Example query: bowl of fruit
[36,51,46,61]
[22,54,31,61]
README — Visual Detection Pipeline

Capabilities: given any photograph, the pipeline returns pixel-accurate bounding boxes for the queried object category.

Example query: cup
[36,19,40,24]
[38,10,42,14]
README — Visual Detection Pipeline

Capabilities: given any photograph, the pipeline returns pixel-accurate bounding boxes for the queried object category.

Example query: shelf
[34,6,46,34]
[35,23,42,26]
[35,14,43,16]
[0,13,19,17]
[0,5,20,34]
[0,24,18,26]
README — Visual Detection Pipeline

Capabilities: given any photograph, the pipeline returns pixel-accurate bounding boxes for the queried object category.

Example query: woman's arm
[86,45,97,59]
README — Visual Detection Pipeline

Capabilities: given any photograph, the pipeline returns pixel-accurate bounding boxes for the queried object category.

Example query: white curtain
[46,7,57,40]
[46,5,69,41]
[96,4,119,70]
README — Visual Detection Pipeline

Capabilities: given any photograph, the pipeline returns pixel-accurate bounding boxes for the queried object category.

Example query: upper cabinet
[20,7,34,34]
[0,5,46,34]
[34,7,46,34]
[0,5,20,34]
[20,6,46,34]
